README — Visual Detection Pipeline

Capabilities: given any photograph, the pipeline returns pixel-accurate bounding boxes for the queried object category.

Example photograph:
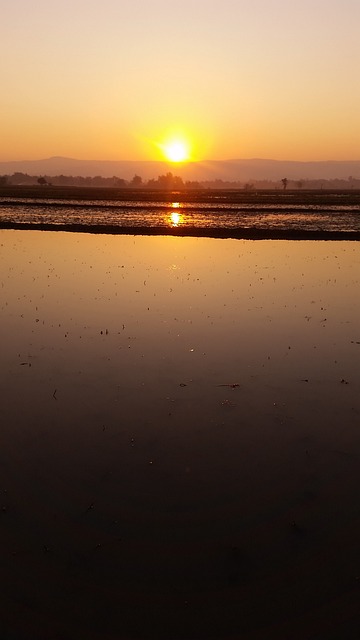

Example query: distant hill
[1,156,360,182]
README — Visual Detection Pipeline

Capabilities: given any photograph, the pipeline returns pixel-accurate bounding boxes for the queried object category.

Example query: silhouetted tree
[131,174,142,187]
[156,172,184,189]
[115,177,127,187]
[37,176,48,185]
[11,172,34,185]
[281,177,288,190]
[184,180,201,189]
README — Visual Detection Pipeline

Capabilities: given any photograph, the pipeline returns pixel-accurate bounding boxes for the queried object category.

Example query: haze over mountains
[1,156,360,182]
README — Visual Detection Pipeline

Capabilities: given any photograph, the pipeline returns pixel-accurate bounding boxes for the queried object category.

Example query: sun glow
[161,139,190,163]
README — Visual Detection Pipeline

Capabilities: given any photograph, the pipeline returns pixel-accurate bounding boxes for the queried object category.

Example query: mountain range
[1,156,360,182]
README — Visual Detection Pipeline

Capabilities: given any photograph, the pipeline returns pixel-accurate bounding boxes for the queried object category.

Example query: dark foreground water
[1,229,360,640]
[1,192,360,238]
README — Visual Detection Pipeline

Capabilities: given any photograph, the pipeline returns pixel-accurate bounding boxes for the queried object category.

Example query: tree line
[1,172,360,190]
[0,172,202,189]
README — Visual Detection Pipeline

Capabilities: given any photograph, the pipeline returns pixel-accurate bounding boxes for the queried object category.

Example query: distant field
[1,184,360,206]
[1,185,360,240]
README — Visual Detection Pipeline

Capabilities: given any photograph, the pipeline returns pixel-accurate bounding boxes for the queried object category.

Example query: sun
[161,139,190,163]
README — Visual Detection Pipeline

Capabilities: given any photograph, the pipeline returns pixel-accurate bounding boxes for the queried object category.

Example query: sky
[1,0,360,162]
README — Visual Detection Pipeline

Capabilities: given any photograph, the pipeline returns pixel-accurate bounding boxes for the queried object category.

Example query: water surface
[1,196,360,234]
[1,230,360,639]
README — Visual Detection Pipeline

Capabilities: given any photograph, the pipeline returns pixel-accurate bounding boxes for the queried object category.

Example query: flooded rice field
[1,190,360,237]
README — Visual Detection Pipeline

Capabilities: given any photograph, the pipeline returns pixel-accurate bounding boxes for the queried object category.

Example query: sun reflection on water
[168,202,183,227]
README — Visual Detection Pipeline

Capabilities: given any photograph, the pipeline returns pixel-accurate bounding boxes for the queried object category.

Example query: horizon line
[2,156,360,165]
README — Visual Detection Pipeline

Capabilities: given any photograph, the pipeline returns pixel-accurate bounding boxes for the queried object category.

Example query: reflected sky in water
[1,229,360,637]
[1,229,359,424]
[1,197,360,232]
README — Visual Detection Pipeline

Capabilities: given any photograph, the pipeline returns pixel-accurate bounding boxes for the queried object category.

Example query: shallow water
[1,229,360,639]
[1,197,360,232]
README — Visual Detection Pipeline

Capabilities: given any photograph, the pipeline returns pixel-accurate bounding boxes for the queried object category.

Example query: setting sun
[162,140,190,163]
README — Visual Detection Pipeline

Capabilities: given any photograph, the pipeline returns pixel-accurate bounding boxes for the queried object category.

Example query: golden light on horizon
[161,139,190,163]
[148,127,210,163]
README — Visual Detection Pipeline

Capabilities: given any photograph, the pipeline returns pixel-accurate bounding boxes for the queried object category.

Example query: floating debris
[217,383,240,388]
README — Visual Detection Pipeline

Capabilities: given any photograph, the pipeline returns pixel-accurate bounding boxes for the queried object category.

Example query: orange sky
[1,0,360,162]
